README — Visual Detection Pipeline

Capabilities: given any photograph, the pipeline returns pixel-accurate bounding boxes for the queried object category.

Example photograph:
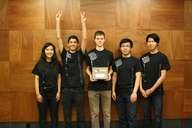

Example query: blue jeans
[37,97,58,128]
[116,95,137,128]
[142,94,163,128]
[62,88,84,128]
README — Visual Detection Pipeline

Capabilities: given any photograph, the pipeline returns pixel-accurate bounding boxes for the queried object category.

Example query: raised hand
[56,9,63,22]
[80,11,86,23]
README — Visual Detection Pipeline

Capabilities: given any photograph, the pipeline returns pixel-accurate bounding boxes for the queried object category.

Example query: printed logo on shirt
[142,56,150,64]
[88,52,97,61]
[66,52,72,59]
[115,59,122,68]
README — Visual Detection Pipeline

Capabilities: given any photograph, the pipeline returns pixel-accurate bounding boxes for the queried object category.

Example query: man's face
[120,42,131,56]
[147,37,158,51]
[94,35,105,47]
[68,38,79,51]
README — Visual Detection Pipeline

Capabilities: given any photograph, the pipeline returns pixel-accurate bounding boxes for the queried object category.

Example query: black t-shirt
[61,48,85,89]
[113,56,142,95]
[32,59,61,97]
[86,48,113,91]
[140,51,170,95]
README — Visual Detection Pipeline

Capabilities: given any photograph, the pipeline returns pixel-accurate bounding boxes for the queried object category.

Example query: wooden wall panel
[184,61,192,88]
[11,92,37,121]
[0,31,9,61]
[0,0,8,30]
[116,0,151,29]
[81,0,116,29]
[185,0,192,30]
[150,0,184,30]
[0,93,11,121]
[0,62,10,92]
[45,0,80,29]
[7,0,44,30]
[0,0,191,122]
[184,31,192,60]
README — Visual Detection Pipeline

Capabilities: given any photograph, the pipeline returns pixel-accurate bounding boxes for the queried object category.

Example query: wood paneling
[116,0,151,29]
[0,62,10,92]
[0,93,11,121]
[185,0,192,30]
[81,0,116,29]
[0,31,9,61]
[151,0,184,30]
[0,0,8,30]
[0,0,191,122]
[7,0,44,30]
[45,0,80,29]
[11,92,37,121]
[184,31,192,60]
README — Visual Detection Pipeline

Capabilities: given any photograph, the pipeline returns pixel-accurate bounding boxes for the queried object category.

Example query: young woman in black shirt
[32,42,61,128]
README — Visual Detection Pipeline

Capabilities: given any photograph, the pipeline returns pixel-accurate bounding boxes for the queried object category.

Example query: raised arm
[56,9,64,53]
[80,11,87,53]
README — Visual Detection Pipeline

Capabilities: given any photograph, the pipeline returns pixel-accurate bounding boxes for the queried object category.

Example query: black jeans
[116,95,137,128]
[142,94,163,128]
[62,88,84,128]
[37,96,58,128]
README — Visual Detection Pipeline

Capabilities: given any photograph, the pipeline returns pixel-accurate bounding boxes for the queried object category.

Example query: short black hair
[94,30,105,39]
[146,33,160,43]
[68,35,79,43]
[119,38,133,48]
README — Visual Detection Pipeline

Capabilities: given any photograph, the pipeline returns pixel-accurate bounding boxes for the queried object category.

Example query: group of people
[32,10,170,128]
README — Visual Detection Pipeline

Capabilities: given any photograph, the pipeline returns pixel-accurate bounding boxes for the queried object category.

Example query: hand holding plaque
[92,67,108,80]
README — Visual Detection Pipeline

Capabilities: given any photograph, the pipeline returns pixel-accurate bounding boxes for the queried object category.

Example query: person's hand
[56,92,60,102]
[146,88,153,97]
[56,9,63,22]
[140,89,148,98]
[130,92,137,103]
[36,94,43,103]
[112,91,116,101]
[80,11,86,23]
[90,74,96,82]
[105,74,111,81]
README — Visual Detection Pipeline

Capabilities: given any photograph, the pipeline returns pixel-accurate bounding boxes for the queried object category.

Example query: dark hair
[68,35,79,43]
[146,33,160,43]
[94,30,105,39]
[119,38,133,48]
[40,42,58,62]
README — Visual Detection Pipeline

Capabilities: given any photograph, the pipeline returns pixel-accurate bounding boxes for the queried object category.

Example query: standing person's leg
[38,98,48,128]
[88,91,100,128]
[116,95,127,128]
[74,89,84,128]
[127,95,137,128]
[62,89,73,128]
[152,94,163,128]
[142,97,152,128]
[101,90,111,128]
[49,97,58,128]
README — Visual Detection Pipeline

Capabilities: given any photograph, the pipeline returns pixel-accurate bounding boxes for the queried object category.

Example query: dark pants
[116,95,137,128]
[37,97,58,128]
[62,88,84,128]
[142,94,163,128]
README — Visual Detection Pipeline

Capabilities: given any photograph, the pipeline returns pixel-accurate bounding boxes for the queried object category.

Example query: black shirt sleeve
[32,62,40,76]
[135,59,142,73]
[161,55,171,71]
[112,59,117,72]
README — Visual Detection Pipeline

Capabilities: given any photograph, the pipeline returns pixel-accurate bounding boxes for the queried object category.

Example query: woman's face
[44,45,54,59]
